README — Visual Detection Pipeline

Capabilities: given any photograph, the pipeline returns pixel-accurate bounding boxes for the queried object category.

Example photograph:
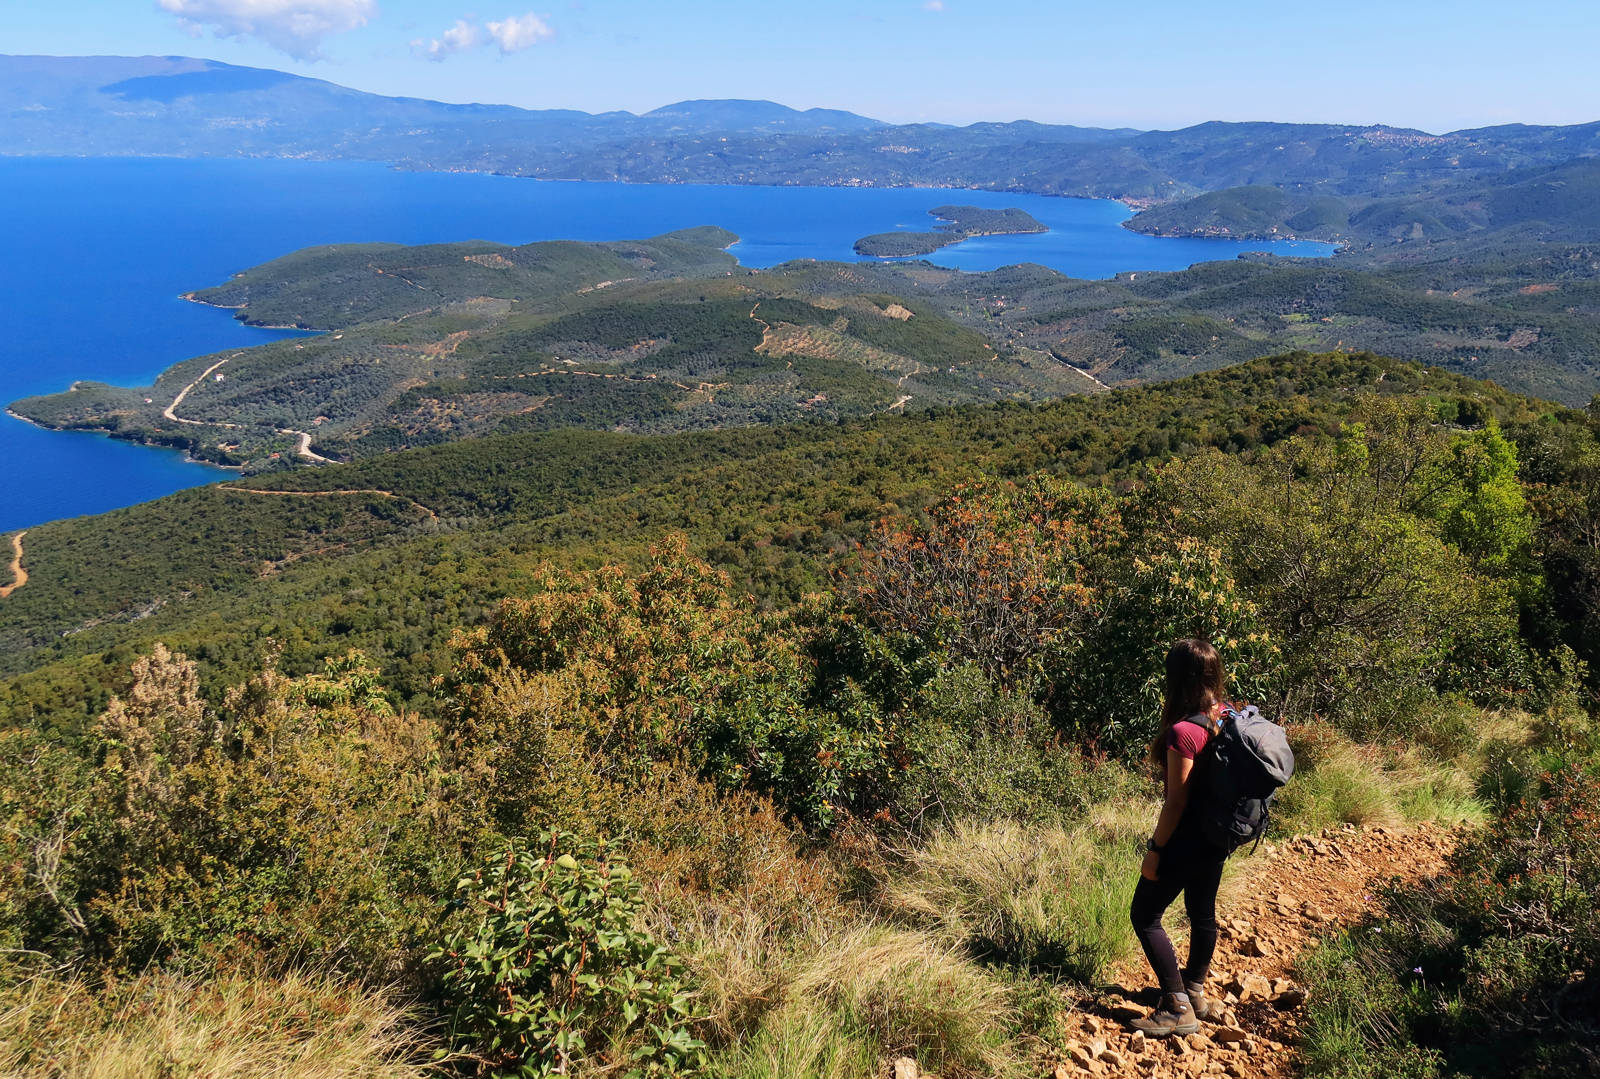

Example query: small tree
[1148,402,1516,726]
[846,476,1120,687]
[1053,537,1282,759]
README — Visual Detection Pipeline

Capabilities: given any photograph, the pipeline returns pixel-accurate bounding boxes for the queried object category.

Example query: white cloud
[485,13,554,53]
[158,0,376,60]
[415,18,481,60]
[923,0,944,9]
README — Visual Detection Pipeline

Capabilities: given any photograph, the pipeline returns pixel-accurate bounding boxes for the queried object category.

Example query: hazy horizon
[9,50,1596,138]
[10,1,1598,133]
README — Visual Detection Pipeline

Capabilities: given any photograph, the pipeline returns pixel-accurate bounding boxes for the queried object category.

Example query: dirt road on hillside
[1053,822,1455,1079]
[216,486,438,519]
[0,532,25,599]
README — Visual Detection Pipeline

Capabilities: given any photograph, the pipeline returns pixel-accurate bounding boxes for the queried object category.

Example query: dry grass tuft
[1276,718,1503,835]
[703,920,1025,1079]
[789,924,1020,1078]
[877,812,1152,983]
[0,966,438,1079]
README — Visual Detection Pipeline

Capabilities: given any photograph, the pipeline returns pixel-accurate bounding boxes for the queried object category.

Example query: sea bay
[0,157,1334,531]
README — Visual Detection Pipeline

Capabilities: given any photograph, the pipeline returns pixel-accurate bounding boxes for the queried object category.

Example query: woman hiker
[1128,638,1232,1036]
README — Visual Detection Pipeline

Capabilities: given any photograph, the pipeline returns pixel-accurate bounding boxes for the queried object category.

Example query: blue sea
[0,157,1335,530]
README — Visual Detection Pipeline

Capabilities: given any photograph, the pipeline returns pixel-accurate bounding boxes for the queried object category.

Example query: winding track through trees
[164,355,330,463]
[0,532,26,599]
[215,485,439,520]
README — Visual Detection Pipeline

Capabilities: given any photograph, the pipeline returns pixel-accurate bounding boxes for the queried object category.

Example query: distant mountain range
[5,54,1600,231]
[0,54,900,152]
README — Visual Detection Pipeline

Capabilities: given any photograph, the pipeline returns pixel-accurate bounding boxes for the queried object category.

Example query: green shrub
[886,665,1128,831]
[1151,399,1521,727]
[1052,535,1282,759]
[1295,932,1443,1079]
[433,832,704,1078]
[442,537,869,832]
[2,645,458,976]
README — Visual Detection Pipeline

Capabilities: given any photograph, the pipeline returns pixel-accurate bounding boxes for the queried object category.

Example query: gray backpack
[1195,705,1295,853]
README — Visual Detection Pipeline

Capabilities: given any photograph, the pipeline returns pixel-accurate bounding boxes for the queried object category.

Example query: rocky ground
[1046,821,1457,1079]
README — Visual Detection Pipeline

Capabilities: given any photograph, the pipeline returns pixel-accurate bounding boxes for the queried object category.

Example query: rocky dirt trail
[1049,821,1456,1079]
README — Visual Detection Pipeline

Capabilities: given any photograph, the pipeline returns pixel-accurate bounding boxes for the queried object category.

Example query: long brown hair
[1148,638,1227,766]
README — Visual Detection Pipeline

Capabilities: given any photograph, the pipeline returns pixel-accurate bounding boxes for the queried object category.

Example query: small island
[854,205,1048,257]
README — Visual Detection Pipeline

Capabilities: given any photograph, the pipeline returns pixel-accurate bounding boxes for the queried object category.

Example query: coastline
[179,291,314,332]
[5,406,242,473]
[1116,215,1346,250]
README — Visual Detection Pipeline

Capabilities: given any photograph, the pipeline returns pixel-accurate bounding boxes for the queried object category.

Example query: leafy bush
[845,476,1119,686]
[1052,535,1282,758]
[433,832,704,1078]
[885,665,1128,830]
[443,535,767,777]
[3,645,457,976]
[442,538,876,832]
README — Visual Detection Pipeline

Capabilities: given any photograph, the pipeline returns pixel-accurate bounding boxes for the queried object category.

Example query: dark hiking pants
[1130,826,1228,995]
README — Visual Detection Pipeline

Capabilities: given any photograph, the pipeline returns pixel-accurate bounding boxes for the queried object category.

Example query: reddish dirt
[1052,822,1456,1079]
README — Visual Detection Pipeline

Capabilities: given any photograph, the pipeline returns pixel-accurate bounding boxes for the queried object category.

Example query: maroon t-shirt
[1168,718,1212,761]
[1163,718,1212,796]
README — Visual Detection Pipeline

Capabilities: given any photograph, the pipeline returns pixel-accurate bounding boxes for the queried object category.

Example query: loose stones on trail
[1045,822,1454,1078]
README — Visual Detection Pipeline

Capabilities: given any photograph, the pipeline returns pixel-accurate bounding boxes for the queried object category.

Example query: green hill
[3,343,1596,1079]
[1127,158,1600,246]
[11,231,1093,468]
[0,351,1547,733]
[854,205,1048,257]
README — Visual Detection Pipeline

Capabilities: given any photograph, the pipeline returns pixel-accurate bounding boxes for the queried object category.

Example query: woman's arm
[1140,748,1196,881]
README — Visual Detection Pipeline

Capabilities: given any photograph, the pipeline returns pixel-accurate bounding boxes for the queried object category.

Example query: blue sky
[10,1,1598,131]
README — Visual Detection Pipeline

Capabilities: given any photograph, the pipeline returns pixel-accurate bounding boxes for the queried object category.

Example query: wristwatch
[1145,838,1164,854]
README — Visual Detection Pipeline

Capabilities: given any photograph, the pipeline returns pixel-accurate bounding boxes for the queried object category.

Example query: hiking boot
[1184,980,1226,1022]
[1129,993,1200,1037]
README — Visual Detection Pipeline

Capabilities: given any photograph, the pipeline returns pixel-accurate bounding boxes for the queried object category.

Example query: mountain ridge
[7,54,1598,203]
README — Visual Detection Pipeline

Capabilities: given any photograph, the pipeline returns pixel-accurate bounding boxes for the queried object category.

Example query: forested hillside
[16,215,1600,484]
[13,231,1106,466]
[1127,158,1600,245]
[3,347,1597,1077]
[0,351,1545,730]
